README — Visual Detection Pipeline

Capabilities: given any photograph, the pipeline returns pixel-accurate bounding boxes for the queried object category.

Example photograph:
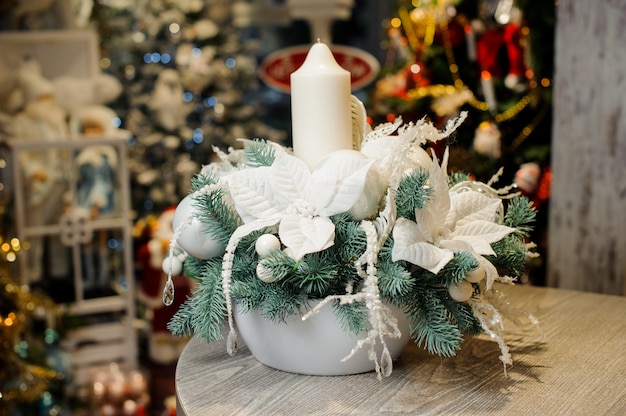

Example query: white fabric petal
[231,217,282,243]
[421,149,450,231]
[227,166,285,222]
[307,153,374,216]
[446,191,503,229]
[271,151,311,203]
[452,235,497,256]
[451,220,515,244]
[278,215,335,260]
[391,218,453,273]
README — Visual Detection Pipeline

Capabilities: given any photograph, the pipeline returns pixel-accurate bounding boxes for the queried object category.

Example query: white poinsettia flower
[391,148,515,289]
[226,148,375,260]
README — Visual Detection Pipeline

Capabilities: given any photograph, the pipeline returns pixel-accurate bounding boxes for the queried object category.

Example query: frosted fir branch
[221,240,238,356]
[373,191,397,249]
[301,220,402,378]
[442,111,468,137]
[470,300,512,377]
[345,221,401,379]
[487,167,505,187]
[162,214,194,305]
[190,183,223,199]
[495,275,518,285]
[483,288,545,343]
[362,117,403,144]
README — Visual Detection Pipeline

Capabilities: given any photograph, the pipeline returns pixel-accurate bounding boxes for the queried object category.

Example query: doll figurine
[71,105,129,289]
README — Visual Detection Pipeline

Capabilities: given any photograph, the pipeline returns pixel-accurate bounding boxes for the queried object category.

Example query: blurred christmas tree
[370,0,554,284]
[0,269,67,416]
[92,0,286,217]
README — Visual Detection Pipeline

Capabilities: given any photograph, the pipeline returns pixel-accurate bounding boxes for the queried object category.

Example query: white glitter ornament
[172,195,226,259]
[448,280,473,302]
[405,146,432,171]
[255,234,280,257]
[466,264,486,283]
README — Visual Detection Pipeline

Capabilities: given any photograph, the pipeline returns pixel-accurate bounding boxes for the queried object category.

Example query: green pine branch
[435,251,479,287]
[395,168,431,220]
[168,259,225,342]
[333,300,369,335]
[504,196,537,237]
[441,294,482,336]
[242,139,276,167]
[191,174,243,246]
[404,284,464,357]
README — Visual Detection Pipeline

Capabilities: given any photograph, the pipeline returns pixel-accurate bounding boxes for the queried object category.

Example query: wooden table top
[175,284,626,415]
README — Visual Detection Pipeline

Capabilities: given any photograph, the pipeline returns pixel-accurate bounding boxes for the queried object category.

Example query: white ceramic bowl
[234,300,411,376]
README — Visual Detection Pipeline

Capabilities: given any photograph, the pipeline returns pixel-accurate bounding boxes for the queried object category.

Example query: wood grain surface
[176,284,626,415]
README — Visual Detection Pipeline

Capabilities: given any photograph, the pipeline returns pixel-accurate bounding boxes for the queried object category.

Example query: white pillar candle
[481,70,497,114]
[290,41,353,170]
[464,24,477,62]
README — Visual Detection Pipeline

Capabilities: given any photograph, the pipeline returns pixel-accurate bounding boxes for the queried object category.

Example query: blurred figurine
[149,69,188,132]
[2,57,70,282]
[71,105,129,288]
[472,120,502,159]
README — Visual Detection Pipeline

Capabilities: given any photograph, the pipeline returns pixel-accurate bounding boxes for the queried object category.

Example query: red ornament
[476,23,526,82]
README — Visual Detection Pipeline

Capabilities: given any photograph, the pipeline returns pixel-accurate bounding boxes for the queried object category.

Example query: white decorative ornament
[255,262,278,283]
[466,264,486,283]
[448,280,473,302]
[255,234,281,257]
[162,256,183,276]
[405,146,432,172]
[172,195,226,260]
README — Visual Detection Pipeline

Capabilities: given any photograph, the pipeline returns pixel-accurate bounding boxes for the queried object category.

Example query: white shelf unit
[1,136,138,389]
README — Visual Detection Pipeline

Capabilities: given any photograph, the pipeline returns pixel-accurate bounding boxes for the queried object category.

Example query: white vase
[234,300,411,376]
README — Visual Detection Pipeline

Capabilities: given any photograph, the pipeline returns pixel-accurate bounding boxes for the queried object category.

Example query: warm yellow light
[1,243,9,252]
[541,78,551,87]
[100,57,111,70]
[11,238,20,249]
[169,23,180,34]
[410,64,421,74]
[390,17,401,28]
[449,64,458,74]
[6,252,16,262]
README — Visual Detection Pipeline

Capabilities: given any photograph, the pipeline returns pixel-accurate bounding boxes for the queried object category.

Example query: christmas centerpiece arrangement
[162,42,538,378]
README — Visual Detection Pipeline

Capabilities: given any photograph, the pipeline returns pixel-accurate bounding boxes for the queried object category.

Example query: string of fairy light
[0,154,25,265]
[389,2,551,149]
